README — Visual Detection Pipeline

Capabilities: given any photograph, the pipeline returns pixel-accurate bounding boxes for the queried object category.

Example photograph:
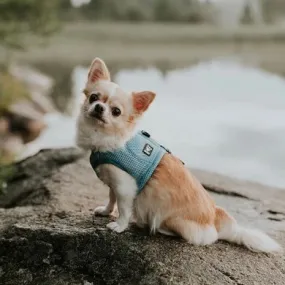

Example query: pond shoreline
[1,23,285,77]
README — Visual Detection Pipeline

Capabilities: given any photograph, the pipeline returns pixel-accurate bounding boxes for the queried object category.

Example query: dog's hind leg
[162,217,218,245]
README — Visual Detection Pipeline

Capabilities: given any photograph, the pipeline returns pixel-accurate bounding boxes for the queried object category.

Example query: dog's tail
[215,207,282,253]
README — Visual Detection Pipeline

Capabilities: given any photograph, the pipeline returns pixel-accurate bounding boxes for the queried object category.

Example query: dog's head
[76,58,155,150]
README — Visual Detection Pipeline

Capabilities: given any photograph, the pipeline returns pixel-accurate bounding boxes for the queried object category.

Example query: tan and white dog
[76,57,282,253]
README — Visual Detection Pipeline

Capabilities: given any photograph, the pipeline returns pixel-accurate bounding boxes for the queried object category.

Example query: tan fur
[214,206,234,232]
[135,153,216,236]
[83,88,88,96]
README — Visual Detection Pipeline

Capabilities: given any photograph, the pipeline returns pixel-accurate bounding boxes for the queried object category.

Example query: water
[21,58,285,189]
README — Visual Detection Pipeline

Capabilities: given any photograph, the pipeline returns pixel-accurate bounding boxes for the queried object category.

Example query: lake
[21,57,285,189]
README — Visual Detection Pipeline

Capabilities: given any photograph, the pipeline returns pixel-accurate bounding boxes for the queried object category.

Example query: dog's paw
[107,222,127,233]
[94,206,111,216]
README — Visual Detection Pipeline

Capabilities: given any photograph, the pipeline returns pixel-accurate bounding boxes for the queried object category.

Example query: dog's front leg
[106,171,137,233]
[94,188,116,216]
[106,194,134,233]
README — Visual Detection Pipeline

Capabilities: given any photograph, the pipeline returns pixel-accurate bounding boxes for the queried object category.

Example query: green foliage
[0,71,29,191]
[61,0,204,23]
[262,0,285,23]
[153,0,204,22]
[0,0,60,50]
[240,3,253,24]
[56,0,285,24]
[0,1,60,192]
[0,72,28,191]
[0,72,29,112]
[0,162,14,194]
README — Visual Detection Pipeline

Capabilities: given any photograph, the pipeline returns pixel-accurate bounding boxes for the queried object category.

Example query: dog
[76,57,282,253]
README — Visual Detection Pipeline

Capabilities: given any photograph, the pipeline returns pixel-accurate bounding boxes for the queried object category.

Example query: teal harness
[90,131,172,193]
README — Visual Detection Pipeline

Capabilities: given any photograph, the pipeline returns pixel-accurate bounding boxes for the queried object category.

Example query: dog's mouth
[92,113,106,124]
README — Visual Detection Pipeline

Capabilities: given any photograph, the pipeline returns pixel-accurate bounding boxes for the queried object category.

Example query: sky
[70,0,91,8]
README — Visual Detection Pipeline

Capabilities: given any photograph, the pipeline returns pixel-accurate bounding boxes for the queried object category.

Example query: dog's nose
[94,104,105,114]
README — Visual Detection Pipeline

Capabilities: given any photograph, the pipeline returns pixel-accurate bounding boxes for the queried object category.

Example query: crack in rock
[202,184,253,200]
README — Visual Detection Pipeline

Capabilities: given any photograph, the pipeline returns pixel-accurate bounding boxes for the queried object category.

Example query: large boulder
[0,148,284,285]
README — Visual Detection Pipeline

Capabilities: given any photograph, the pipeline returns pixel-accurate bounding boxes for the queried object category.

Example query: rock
[0,148,284,285]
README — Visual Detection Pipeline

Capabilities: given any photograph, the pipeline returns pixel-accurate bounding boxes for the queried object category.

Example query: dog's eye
[112,107,121,117]
[89,93,99,104]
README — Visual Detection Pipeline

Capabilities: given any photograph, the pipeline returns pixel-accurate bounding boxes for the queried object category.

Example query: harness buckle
[141,130,150,138]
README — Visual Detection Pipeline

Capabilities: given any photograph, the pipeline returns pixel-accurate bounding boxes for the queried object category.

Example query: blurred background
[0,0,285,189]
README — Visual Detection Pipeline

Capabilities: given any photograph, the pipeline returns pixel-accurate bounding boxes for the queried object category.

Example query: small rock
[55,211,67,219]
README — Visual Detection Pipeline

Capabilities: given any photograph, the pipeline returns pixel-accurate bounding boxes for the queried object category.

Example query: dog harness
[90,130,171,193]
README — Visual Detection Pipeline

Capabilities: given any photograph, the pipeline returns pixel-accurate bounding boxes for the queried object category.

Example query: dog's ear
[132,91,156,114]
[87,57,110,84]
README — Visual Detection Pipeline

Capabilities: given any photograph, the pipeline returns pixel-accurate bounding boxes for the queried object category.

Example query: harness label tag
[143,143,153,156]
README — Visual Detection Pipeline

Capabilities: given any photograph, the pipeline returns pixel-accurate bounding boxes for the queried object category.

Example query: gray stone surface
[0,148,284,285]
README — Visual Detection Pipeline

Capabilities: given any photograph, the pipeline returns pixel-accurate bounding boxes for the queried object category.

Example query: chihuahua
[76,57,282,253]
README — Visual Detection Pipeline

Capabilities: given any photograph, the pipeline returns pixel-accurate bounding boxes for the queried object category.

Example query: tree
[0,0,60,52]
